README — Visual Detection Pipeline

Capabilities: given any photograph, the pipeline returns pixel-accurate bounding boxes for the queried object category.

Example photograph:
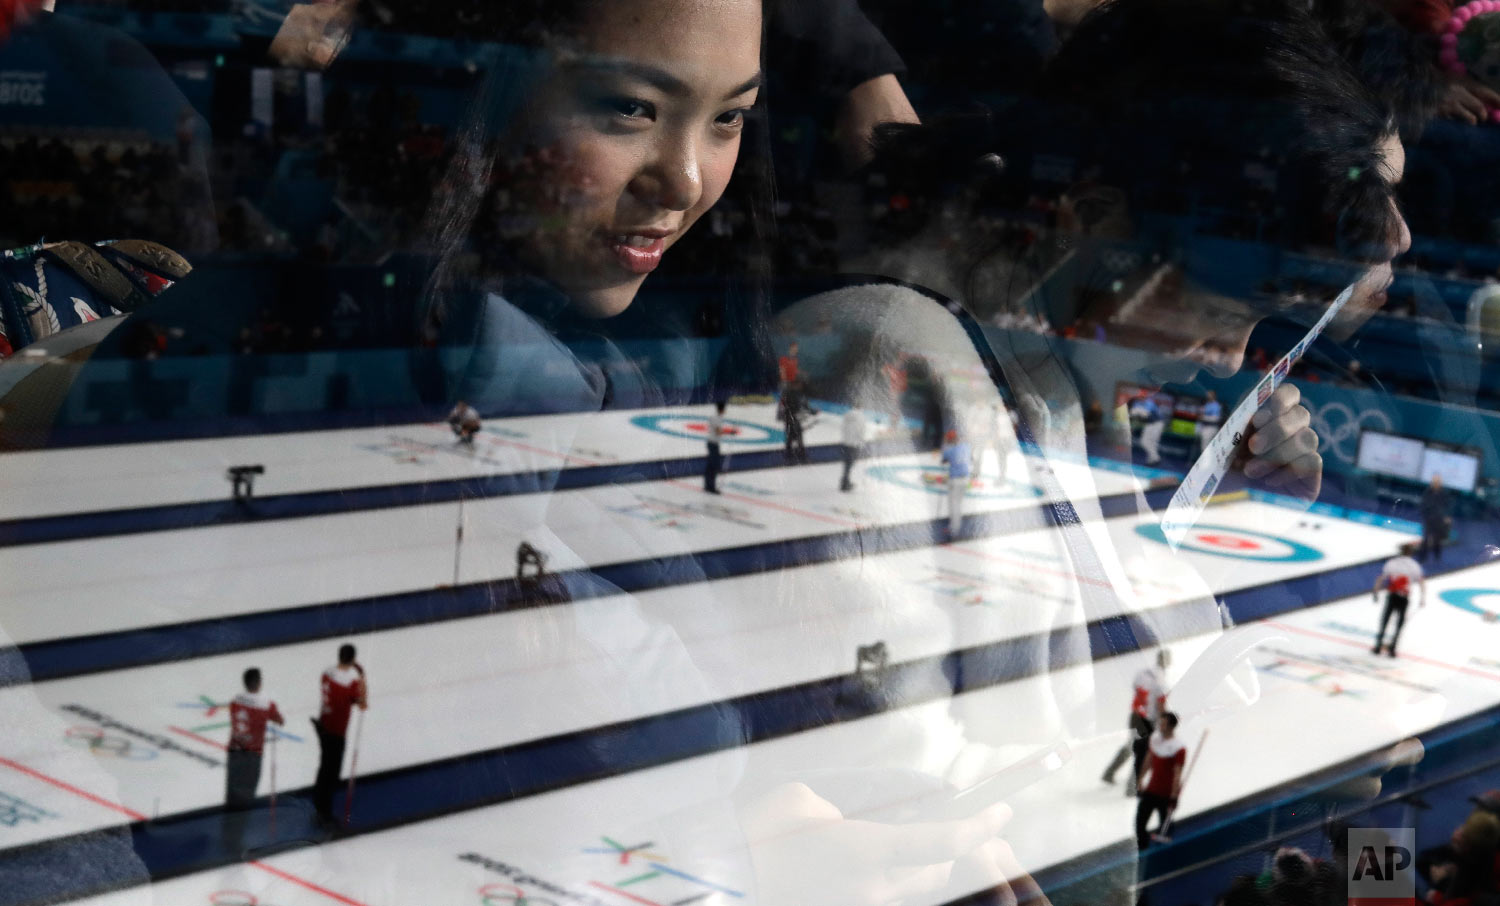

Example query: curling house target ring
[1440,588,1500,619]
[630,413,784,445]
[864,464,1043,499]
[1195,533,1259,551]
[1134,523,1324,562]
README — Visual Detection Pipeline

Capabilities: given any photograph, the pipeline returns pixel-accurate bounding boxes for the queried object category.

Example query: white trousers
[948,476,967,534]
[1140,420,1166,464]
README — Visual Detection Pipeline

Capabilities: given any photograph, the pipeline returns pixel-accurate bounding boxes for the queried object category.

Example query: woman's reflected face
[507,0,762,318]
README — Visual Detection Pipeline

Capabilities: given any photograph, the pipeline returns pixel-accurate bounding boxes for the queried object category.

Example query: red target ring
[683,422,742,435]
[1194,533,1261,551]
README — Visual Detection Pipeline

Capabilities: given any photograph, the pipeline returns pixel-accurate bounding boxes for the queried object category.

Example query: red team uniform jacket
[1381,554,1422,599]
[1143,732,1187,798]
[319,664,366,737]
[1131,667,1167,722]
[778,355,800,385]
[228,692,284,754]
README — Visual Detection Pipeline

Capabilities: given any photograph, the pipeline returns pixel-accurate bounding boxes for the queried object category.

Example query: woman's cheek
[696,139,742,213]
[534,135,623,213]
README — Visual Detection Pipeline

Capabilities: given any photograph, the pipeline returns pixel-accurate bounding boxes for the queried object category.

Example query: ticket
[1160,283,1355,548]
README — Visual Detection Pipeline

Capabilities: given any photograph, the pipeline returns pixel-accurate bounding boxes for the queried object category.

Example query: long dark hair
[863,0,1433,299]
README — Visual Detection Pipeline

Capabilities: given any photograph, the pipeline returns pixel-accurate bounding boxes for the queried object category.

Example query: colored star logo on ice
[176,694,228,718]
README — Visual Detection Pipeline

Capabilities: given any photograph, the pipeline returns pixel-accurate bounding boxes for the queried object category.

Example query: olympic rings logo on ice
[63,726,159,761]
[864,464,1043,499]
[478,883,560,906]
[630,414,785,445]
[1133,524,1324,562]
[1311,402,1393,465]
[1439,588,1500,621]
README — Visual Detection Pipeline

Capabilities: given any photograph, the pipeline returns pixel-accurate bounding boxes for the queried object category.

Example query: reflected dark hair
[338,643,356,664]
[1305,0,1439,139]
[243,668,261,690]
[417,39,563,334]
[866,0,1430,266]
[1051,0,1403,260]
[382,0,591,47]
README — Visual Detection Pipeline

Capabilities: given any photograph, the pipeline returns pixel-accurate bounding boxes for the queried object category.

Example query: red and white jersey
[1143,731,1187,798]
[319,664,366,737]
[778,355,800,384]
[228,692,284,754]
[1381,555,1423,597]
[1130,667,1167,722]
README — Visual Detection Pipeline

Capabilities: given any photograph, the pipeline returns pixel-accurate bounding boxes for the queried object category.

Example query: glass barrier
[2,2,1499,906]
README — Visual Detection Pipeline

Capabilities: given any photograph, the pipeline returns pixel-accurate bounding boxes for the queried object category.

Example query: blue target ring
[1134,523,1324,562]
[864,464,1043,499]
[1440,588,1500,618]
[630,414,784,445]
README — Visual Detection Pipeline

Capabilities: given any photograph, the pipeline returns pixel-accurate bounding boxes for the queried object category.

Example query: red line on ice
[468,423,891,531]
[664,478,858,528]
[0,756,147,821]
[944,543,1116,590]
[1264,619,1500,683]
[474,433,606,468]
[0,758,368,906]
[168,725,228,751]
[590,881,668,906]
[475,423,857,528]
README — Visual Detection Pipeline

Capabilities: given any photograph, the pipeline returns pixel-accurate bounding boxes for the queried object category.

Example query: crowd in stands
[64,0,552,41]
[0,135,212,252]
[232,310,328,356]
[1418,797,1500,906]
[6,0,1500,411]
[65,0,232,12]
[1212,798,1500,906]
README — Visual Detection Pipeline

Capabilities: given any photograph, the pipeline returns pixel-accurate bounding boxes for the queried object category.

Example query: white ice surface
[1,405,1466,906]
[0,404,846,522]
[0,441,1154,646]
[0,499,1411,854]
[43,564,1500,906]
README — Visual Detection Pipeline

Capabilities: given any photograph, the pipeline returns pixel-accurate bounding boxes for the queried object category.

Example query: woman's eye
[716,108,749,128]
[604,98,654,120]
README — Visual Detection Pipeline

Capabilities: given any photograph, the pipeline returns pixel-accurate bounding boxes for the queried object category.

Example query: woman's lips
[608,234,667,275]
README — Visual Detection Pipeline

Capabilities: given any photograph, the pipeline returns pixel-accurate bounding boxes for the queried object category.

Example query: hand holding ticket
[1161,284,1354,548]
[1237,383,1321,496]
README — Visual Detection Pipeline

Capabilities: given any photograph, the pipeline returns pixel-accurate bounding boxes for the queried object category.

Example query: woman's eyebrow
[570,59,762,101]
[724,72,763,100]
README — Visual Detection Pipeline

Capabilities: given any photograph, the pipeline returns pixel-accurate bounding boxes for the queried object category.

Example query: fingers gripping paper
[1160,283,1355,549]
